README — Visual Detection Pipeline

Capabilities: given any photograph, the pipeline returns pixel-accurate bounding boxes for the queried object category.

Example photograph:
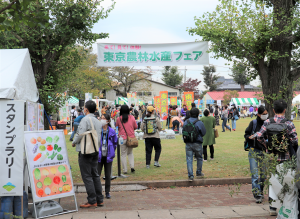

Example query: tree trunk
[240,84,245,92]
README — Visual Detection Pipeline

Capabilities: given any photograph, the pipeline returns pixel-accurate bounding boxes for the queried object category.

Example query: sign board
[217,100,222,106]
[160,91,168,120]
[170,96,177,106]
[0,100,24,196]
[24,130,75,202]
[183,92,194,110]
[27,101,38,131]
[97,42,209,66]
[59,101,70,122]
[38,104,44,130]
[85,93,93,103]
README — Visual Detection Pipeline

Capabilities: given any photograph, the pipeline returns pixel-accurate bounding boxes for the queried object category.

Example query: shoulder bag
[120,117,139,148]
[80,117,99,155]
[214,128,219,138]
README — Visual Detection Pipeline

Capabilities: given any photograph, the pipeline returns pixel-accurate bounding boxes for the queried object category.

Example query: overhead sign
[24,130,75,202]
[97,42,209,66]
[0,100,24,196]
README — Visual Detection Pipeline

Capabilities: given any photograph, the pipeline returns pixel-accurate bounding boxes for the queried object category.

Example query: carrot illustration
[34,153,42,161]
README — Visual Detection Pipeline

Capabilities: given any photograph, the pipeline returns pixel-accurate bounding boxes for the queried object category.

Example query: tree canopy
[201,65,220,91]
[161,66,183,87]
[189,0,300,116]
[178,78,201,99]
[223,90,239,105]
[230,61,251,91]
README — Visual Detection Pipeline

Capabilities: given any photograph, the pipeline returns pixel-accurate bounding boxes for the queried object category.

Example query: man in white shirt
[71,105,78,119]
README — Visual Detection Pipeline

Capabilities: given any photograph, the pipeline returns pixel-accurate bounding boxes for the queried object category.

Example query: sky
[91,0,259,90]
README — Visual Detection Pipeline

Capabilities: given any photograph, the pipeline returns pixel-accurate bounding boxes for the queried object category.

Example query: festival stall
[230,98,259,106]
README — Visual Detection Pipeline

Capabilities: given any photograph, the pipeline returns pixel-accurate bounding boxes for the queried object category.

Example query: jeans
[78,153,103,204]
[185,142,203,178]
[70,122,79,140]
[172,120,179,130]
[145,138,162,165]
[231,119,236,130]
[98,157,112,193]
[203,145,214,160]
[250,112,253,118]
[248,148,265,198]
[222,119,231,131]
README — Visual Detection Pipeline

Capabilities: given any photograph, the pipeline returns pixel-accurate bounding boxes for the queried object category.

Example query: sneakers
[188,176,194,181]
[146,165,150,169]
[203,160,207,162]
[131,168,135,173]
[196,173,205,177]
[80,202,97,208]
[154,161,161,167]
[210,158,214,160]
[230,128,232,132]
[255,196,262,203]
[233,129,236,131]
[269,208,277,216]
[106,192,111,199]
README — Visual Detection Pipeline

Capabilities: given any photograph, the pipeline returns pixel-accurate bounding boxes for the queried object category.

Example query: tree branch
[0,0,18,14]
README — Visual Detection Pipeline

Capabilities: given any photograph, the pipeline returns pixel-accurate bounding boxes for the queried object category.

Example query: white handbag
[80,117,99,155]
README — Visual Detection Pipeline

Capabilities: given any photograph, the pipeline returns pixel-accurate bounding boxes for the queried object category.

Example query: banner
[97,42,209,66]
[170,96,177,106]
[24,130,75,202]
[183,92,195,110]
[0,100,24,196]
[160,91,168,120]
[85,93,93,103]
[197,99,201,108]
[38,104,44,130]
[217,100,222,106]
[127,93,132,106]
[131,92,137,108]
[59,101,70,122]
[27,101,38,131]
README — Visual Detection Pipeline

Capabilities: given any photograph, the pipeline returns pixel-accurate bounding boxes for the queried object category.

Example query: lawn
[66,117,300,183]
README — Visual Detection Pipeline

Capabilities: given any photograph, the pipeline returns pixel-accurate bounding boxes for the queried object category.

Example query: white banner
[85,93,93,103]
[38,104,44,130]
[217,100,222,106]
[24,130,75,202]
[27,101,38,131]
[97,42,209,66]
[0,100,24,196]
[59,101,70,122]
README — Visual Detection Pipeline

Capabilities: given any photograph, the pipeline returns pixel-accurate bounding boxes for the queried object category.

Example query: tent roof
[231,98,259,106]
[0,49,39,102]
[68,96,79,104]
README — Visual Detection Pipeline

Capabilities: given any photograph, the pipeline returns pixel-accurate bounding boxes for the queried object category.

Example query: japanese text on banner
[160,91,168,120]
[183,92,194,110]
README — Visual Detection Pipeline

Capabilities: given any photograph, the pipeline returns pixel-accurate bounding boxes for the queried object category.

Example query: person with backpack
[230,105,240,131]
[141,106,163,169]
[98,114,117,199]
[221,106,231,132]
[214,105,220,126]
[69,112,85,141]
[182,108,206,181]
[244,105,268,204]
[201,109,216,161]
[250,99,298,216]
[72,100,104,208]
[131,104,139,120]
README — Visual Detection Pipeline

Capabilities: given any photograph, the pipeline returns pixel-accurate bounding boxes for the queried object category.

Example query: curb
[73,177,251,192]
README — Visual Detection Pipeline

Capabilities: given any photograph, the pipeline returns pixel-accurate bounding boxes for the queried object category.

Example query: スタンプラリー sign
[0,100,24,196]
[97,42,209,66]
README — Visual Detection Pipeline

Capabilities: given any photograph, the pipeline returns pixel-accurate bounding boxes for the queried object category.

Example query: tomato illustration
[53,176,60,185]
[47,145,53,151]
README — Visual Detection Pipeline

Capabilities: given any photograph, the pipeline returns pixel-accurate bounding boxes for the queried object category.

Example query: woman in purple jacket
[98,114,118,199]
[181,104,188,117]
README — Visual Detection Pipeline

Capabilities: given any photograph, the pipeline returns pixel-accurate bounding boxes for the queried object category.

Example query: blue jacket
[183,117,206,143]
[74,115,85,123]
[98,126,118,163]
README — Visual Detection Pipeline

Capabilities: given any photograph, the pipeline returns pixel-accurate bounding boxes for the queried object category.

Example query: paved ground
[28,184,275,218]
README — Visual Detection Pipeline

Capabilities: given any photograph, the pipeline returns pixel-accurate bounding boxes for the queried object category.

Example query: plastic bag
[277,185,298,219]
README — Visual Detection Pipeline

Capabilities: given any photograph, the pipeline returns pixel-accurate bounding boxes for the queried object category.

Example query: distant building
[216,76,258,91]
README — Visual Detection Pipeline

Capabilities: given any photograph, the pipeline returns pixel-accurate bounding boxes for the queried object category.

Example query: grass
[66,117,300,183]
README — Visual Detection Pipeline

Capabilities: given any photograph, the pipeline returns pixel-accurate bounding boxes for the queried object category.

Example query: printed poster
[27,101,38,131]
[160,91,168,120]
[59,101,69,122]
[24,131,74,201]
[183,92,194,110]
[0,100,24,196]
[127,93,132,106]
[170,96,177,106]
[38,104,44,130]
[85,93,93,103]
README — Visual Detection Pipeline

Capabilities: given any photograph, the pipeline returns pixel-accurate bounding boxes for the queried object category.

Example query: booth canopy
[68,96,79,105]
[0,49,39,102]
[115,97,128,105]
[293,94,300,104]
[231,98,259,106]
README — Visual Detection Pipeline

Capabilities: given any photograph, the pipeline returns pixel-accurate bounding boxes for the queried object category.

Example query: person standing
[231,106,240,131]
[221,106,231,132]
[181,104,188,117]
[201,109,216,161]
[244,105,268,204]
[98,114,117,199]
[101,105,106,115]
[131,104,139,120]
[141,106,163,169]
[72,100,103,208]
[69,113,85,141]
[249,105,254,118]
[116,105,138,174]
[94,108,100,120]
[183,108,206,181]
[214,105,220,126]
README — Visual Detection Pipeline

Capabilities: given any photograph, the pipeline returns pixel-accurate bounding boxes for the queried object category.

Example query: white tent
[0,49,38,102]
[293,94,300,104]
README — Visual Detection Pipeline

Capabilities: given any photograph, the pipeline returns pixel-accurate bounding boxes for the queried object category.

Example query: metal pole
[184,66,187,83]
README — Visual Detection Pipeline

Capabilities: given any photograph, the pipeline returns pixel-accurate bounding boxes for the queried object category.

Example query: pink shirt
[116,115,137,139]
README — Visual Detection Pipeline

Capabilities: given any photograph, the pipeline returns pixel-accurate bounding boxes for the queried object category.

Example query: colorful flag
[183,92,194,110]
[170,96,177,106]
[160,91,168,120]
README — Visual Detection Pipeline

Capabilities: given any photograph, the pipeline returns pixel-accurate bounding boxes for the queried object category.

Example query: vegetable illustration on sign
[58,165,66,174]
[44,177,52,186]
[53,176,60,185]
[46,137,52,143]
[54,135,59,143]
[34,169,41,180]
[47,145,53,151]
[33,153,42,161]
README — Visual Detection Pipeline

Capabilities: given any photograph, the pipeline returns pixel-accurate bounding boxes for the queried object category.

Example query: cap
[147,106,154,113]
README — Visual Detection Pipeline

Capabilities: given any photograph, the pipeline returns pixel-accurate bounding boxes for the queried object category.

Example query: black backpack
[266,118,289,154]
[182,119,200,143]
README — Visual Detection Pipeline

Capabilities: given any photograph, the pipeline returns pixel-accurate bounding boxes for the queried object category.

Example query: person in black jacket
[244,105,268,204]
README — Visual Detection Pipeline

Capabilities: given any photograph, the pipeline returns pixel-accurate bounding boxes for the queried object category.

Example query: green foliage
[223,90,239,104]
[230,61,251,91]
[0,0,115,128]
[199,90,208,99]
[161,66,183,87]
[201,65,220,91]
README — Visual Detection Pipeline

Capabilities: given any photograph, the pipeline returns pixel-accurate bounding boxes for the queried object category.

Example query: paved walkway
[29,184,274,219]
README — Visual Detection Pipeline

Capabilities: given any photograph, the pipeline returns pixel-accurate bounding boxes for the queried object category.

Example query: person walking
[244,105,268,204]
[249,105,254,118]
[116,105,138,174]
[69,113,85,141]
[98,114,117,199]
[214,105,220,126]
[183,108,206,181]
[231,105,240,131]
[141,106,163,169]
[221,106,231,132]
[201,109,216,161]
[72,100,104,208]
